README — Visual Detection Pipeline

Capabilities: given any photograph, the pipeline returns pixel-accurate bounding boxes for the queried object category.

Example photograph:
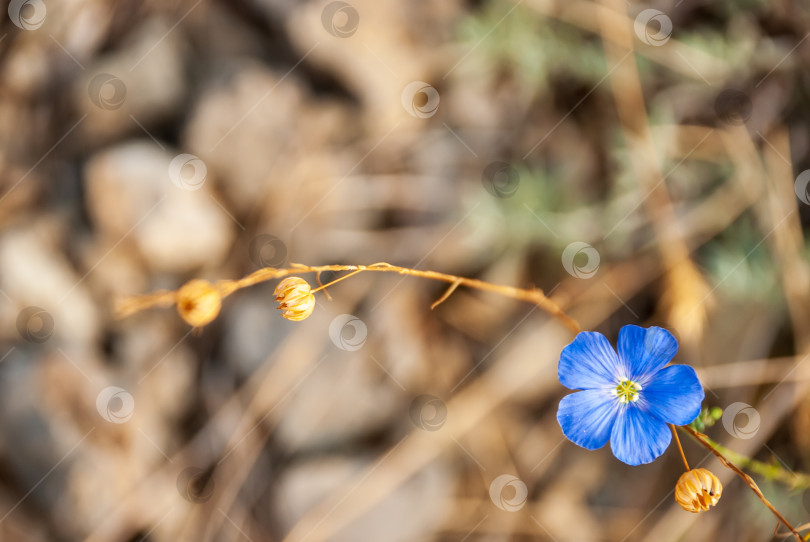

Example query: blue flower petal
[559,332,624,390]
[617,325,678,381]
[610,406,671,465]
[557,389,619,450]
[642,365,704,425]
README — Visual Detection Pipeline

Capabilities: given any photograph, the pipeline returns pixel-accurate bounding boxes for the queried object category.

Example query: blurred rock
[49,0,113,64]
[0,223,99,348]
[275,455,452,542]
[1,38,51,98]
[275,342,402,450]
[118,316,196,422]
[75,19,187,143]
[85,140,235,273]
[78,241,148,301]
[285,0,456,135]
[183,61,309,214]
[0,164,41,231]
[222,287,287,375]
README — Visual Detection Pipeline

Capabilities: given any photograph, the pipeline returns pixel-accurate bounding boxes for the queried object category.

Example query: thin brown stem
[670,424,690,471]
[773,522,810,540]
[315,270,333,300]
[116,262,582,334]
[310,269,364,293]
[681,426,802,542]
[430,279,462,310]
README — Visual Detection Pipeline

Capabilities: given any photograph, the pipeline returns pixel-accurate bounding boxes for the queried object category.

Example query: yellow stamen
[614,379,642,404]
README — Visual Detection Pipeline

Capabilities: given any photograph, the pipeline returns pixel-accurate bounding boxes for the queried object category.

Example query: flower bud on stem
[681,425,802,541]
[115,262,581,333]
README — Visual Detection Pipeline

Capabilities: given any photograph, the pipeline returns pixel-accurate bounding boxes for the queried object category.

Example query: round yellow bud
[274,277,315,321]
[176,279,222,327]
[675,468,722,513]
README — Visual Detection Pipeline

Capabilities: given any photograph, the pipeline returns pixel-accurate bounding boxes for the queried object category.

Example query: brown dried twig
[115,262,582,334]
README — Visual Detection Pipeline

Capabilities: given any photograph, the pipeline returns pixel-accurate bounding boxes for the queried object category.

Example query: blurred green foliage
[457,1,607,95]
[702,216,781,303]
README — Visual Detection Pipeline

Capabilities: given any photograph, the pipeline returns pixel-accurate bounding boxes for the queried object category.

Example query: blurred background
[1,0,810,540]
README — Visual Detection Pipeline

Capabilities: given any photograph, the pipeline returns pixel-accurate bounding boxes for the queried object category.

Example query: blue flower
[556,325,704,466]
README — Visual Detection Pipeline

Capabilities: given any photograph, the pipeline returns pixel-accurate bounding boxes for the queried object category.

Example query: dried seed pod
[675,468,722,513]
[176,279,222,327]
[274,277,315,321]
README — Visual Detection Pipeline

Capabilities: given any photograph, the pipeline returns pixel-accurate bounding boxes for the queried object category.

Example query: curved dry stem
[681,426,802,542]
[775,523,810,540]
[115,262,582,334]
